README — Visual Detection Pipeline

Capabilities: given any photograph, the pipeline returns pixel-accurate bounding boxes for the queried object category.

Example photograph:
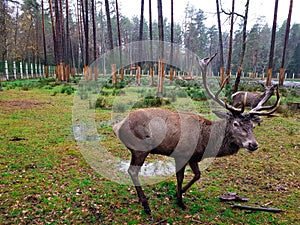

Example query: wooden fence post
[136,66,141,85]
[94,66,98,81]
[112,64,117,85]
[156,59,165,97]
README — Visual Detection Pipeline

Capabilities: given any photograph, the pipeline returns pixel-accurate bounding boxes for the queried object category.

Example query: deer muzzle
[243,140,259,152]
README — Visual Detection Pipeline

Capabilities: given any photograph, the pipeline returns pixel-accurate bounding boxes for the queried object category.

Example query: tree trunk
[116,0,123,80]
[225,0,235,84]
[84,0,89,66]
[105,0,114,82]
[149,0,154,86]
[138,0,144,69]
[279,0,293,85]
[216,0,224,86]
[266,0,279,86]
[105,0,114,52]
[233,0,249,93]
[41,0,48,77]
[170,0,174,83]
[157,0,164,96]
[59,0,65,80]
[157,0,164,55]
[54,0,63,80]
[48,0,57,66]
[92,0,97,61]
[76,0,84,72]
[65,0,70,81]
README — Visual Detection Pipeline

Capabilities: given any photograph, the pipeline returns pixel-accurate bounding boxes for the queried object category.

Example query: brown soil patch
[0,99,47,111]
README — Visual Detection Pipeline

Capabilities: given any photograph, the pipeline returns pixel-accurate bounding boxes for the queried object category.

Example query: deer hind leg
[175,159,187,209]
[182,161,201,193]
[127,150,151,214]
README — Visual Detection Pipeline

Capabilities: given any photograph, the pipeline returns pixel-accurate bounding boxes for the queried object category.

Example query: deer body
[232,85,276,108]
[113,108,259,214]
[114,108,259,160]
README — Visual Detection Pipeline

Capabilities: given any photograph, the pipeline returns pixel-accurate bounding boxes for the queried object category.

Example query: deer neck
[206,119,240,158]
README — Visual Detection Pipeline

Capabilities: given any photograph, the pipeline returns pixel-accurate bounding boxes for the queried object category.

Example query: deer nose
[248,142,258,151]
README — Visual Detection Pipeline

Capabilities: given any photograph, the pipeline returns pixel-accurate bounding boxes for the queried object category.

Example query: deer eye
[233,121,239,127]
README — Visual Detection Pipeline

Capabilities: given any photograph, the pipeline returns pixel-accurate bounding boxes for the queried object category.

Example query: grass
[0,78,299,224]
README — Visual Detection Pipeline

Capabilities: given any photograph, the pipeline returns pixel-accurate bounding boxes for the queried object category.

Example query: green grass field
[0,78,299,224]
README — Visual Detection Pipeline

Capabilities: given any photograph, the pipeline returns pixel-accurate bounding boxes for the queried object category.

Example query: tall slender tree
[170,0,174,82]
[279,0,293,85]
[84,0,89,65]
[105,0,113,52]
[157,0,164,96]
[105,0,115,83]
[225,0,235,84]
[41,0,48,77]
[92,0,97,61]
[149,0,154,85]
[157,0,164,43]
[65,0,70,81]
[138,0,144,68]
[233,0,250,93]
[54,0,64,80]
[266,0,279,86]
[48,0,57,66]
[216,0,224,86]
[115,0,123,80]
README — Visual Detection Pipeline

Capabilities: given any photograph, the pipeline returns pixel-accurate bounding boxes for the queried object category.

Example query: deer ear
[251,115,262,125]
[213,110,230,119]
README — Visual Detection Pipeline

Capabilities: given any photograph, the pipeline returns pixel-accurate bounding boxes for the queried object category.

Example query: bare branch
[233,204,284,213]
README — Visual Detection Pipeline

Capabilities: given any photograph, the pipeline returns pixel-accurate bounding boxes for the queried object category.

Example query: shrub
[133,96,170,108]
[94,96,107,109]
[187,88,207,101]
[61,85,75,95]
[113,102,128,112]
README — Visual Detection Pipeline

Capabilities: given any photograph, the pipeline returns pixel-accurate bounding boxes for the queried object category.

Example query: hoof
[144,207,151,215]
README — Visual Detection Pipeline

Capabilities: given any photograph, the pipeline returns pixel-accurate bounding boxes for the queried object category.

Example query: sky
[117,0,300,30]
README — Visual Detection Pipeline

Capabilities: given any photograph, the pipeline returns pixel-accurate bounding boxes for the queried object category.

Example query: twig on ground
[232,204,284,213]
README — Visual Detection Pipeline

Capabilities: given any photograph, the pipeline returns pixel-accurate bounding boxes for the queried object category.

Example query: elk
[113,54,280,215]
[231,84,278,108]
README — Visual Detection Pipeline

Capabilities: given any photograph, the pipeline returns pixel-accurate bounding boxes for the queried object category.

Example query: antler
[249,86,280,116]
[199,53,244,114]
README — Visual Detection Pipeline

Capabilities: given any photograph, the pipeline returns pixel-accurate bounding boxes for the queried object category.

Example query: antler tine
[199,53,226,108]
[199,53,244,115]
[249,87,281,116]
[226,102,245,114]
[254,85,277,110]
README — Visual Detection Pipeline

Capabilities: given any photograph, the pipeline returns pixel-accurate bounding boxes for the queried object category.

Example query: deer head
[198,53,280,151]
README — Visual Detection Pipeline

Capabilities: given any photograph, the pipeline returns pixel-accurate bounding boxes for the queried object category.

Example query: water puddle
[117,160,175,177]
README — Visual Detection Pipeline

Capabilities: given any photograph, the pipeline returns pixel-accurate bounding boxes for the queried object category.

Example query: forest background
[0,0,299,82]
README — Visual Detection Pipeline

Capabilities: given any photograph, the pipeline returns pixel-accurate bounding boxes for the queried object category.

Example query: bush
[133,96,170,108]
[176,89,188,98]
[113,102,128,112]
[94,96,107,109]
[187,88,207,101]
[60,85,75,95]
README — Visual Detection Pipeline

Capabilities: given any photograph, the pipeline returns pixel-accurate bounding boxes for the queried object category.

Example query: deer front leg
[182,161,201,193]
[175,162,186,209]
[128,151,151,214]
